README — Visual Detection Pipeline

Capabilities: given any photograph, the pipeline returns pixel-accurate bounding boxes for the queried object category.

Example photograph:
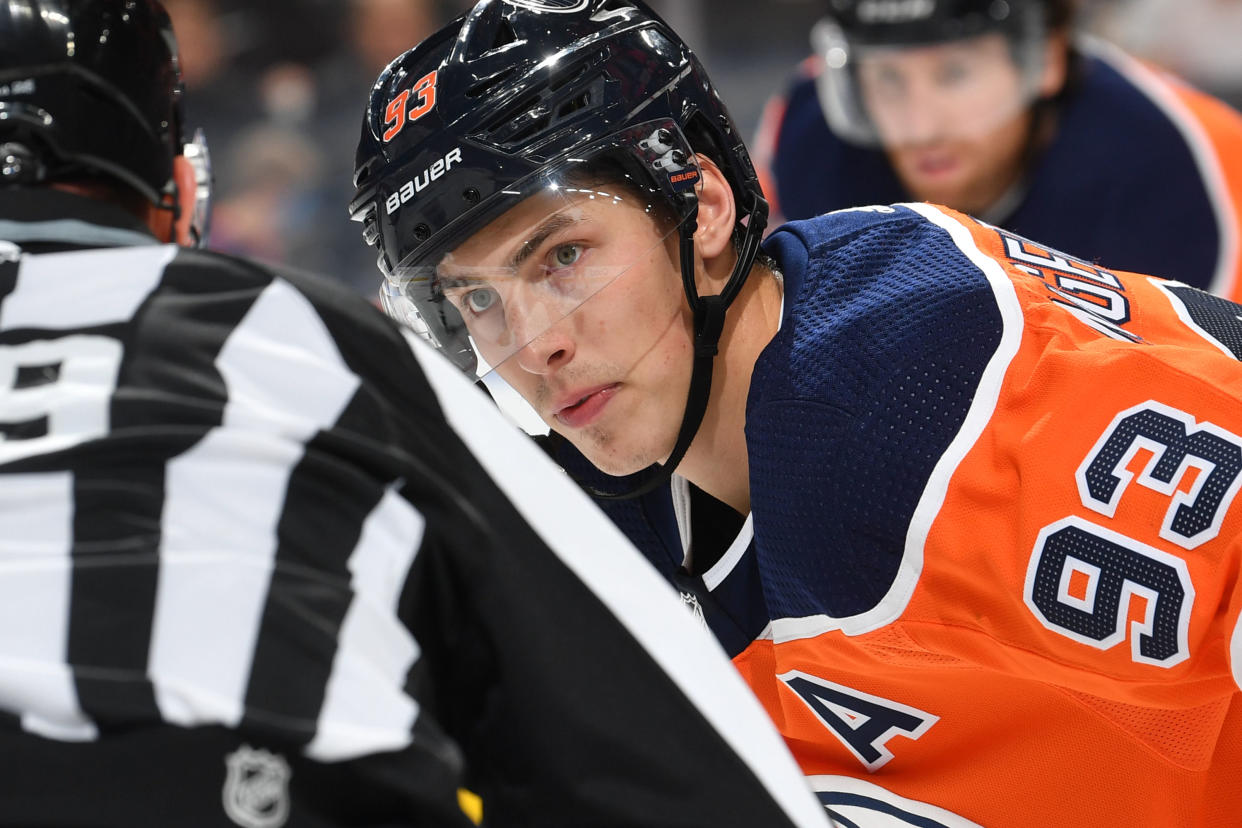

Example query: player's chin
[576,435,664,480]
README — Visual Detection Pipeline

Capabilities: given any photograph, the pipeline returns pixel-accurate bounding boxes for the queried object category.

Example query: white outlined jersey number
[1026,402,1242,667]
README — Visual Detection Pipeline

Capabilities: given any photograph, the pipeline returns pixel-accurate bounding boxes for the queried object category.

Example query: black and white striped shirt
[0,190,832,828]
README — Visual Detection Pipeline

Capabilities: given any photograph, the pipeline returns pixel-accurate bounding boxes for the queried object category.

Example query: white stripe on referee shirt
[0,244,176,740]
[151,278,360,727]
[306,484,424,761]
[0,472,96,741]
[0,244,175,330]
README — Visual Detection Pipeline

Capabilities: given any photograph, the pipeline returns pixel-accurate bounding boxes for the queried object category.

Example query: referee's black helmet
[0,0,186,206]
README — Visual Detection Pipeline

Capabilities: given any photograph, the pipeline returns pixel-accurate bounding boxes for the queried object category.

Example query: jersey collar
[0,188,159,249]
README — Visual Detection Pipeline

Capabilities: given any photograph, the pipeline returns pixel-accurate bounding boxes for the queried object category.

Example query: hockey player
[354,1,1242,825]
[0,2,837,826]
[753,0,1242,301]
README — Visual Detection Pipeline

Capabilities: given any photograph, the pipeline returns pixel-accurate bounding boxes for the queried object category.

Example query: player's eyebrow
[438,212,581,289]
[437,274,485,292]
[508,213,578,271]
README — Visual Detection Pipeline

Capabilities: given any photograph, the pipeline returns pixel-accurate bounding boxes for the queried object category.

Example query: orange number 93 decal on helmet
[383,70,438,143]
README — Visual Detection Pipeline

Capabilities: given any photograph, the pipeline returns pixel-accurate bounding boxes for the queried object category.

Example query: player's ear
[692,154,736,262]
[171,154,199,246]
[1038,29,1070,98]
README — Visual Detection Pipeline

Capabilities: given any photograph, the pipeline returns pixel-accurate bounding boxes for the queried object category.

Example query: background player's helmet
[813,0,1052,145]
[0,0,211,241]
[351,0,767,376]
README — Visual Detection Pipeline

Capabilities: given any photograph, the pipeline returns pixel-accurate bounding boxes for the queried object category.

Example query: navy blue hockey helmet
[0,0,211,240]
[821,0,1048,47]
[350,0,767,377]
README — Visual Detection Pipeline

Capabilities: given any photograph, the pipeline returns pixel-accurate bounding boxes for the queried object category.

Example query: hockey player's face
[856,33,1034,214]
[441,187,695,476]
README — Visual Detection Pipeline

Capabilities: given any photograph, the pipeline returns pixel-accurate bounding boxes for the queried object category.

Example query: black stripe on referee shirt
[0,252,33,441]
[0,249,17,305]
[68,253,271,726]
[239,382,392,744]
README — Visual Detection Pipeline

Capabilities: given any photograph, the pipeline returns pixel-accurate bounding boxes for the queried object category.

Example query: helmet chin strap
[588,188,769,501]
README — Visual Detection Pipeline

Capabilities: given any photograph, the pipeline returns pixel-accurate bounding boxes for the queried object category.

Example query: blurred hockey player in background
[754,0,1242,300]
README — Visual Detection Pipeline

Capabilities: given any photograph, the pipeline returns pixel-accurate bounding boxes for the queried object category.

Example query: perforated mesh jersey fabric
[750,210,1005,619]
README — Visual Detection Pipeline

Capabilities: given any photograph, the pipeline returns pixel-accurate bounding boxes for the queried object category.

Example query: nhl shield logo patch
[222,745,292,828]
[504,0,590,12]
[680,591,708,629]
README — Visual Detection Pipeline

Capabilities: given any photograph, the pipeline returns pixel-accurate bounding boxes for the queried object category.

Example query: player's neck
[676,263,783,515]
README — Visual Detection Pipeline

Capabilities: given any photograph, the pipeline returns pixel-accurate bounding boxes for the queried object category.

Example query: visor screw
[463,187,481,204]
[670,149,687,166]
[413,223,431,242]
[0,154,22,178]
[656,127,672,146]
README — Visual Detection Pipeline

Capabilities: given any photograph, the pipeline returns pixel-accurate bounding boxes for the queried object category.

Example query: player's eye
[937,60,970,86]
[463,287,499,314]
[551,244,582,269]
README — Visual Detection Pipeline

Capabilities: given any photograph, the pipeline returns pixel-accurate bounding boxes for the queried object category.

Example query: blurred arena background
[167,0,1242,296]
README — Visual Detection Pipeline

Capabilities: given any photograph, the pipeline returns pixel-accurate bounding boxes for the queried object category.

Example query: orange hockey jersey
[583,202,1242,826]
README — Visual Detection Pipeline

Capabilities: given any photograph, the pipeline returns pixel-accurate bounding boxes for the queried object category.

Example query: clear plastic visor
[382,146,700,381]
[812,19,1046,147]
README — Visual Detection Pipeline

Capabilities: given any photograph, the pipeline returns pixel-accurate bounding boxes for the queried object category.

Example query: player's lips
[553,383,619,428]
[909,151,960,178]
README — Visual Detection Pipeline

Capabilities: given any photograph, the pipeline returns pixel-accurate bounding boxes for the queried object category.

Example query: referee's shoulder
[166,245,357,294]
[167,246,401,333]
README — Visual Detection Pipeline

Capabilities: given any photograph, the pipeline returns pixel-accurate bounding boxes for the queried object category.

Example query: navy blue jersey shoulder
[1007,51,1217,284]
[751,207,1004,618]
[767,73,906,220]
[768,51,1220,288]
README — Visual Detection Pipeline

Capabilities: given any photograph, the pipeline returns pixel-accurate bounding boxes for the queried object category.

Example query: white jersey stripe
[0,245,175,330]
[0,471,96,740]
[151,279,361,728]
[306,485,424,761]
[405,332,834,828]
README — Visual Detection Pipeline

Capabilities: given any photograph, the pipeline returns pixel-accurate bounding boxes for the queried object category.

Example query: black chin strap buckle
[694,293,728,359]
